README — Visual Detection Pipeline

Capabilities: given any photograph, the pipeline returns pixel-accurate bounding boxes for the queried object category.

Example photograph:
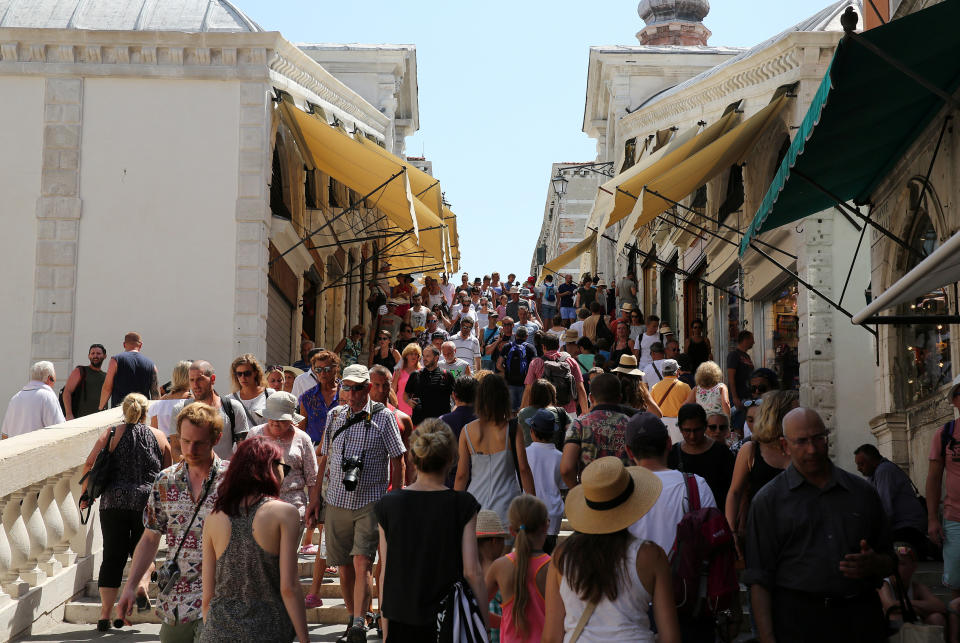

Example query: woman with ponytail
[486,495,551,643]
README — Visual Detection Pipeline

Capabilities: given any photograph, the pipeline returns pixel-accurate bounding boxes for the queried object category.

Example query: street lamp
[552,171,569,198]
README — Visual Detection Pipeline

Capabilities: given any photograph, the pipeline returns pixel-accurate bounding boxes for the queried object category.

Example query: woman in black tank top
[684,319,712,375]
[609,322,636,368]
[370,331,400,372]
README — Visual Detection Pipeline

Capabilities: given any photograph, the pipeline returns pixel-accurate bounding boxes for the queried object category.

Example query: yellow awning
[634,96,790,230]
[443,206,460,273]
[354,135,444,218]
[600,111,740,230]
[538,232,598,284]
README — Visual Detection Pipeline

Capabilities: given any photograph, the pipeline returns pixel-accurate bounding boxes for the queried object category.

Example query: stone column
[235,82,271,359]
[32,77,84,377]
[53,470,80,567]
[0,497,18,603]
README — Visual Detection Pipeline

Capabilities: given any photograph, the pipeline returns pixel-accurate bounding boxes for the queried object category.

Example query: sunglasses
[502,322,514,326]
[235,370,253,378]
[275,461,292,477]
[751,384,770,394]
[341,383,367,392]
[743,399,763,407]
[313,365,336,373]
[707,423,729,431]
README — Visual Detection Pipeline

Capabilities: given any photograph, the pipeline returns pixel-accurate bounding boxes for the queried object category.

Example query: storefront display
[768,283,799,389]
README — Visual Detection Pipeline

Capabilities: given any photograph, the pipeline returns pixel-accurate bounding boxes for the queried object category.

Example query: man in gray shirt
[855,443,927,555]
[744,408,894,643]
[617,270,638,309]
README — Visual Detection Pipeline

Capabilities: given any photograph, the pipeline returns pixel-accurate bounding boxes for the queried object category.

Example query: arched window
[897,204,951,404]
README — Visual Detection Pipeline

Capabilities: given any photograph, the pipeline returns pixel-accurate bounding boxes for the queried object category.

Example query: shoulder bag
[568,601,597,643]
[78,424,117,524]
[436,493,488,643]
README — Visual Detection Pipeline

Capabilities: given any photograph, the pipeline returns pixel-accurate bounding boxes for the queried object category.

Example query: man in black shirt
[557,274,578,326]
[667,403,735,510]
[744,407,894,643]
[725,330,754,412]
[403,344,454,425]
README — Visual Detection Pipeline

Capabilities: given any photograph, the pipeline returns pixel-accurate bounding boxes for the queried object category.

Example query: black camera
[152,559,181,594]
[341,453,365,491]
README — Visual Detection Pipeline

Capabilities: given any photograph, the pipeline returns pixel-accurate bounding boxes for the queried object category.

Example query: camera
[152,559,181,594]
[341,453,365,491]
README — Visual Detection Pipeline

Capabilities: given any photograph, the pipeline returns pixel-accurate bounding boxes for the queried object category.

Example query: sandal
[299,544,319,555]
[96,619,111,632]
[304,593,323,608]
[136,592,150,612]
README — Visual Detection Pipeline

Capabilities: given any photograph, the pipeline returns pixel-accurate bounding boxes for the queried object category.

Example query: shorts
[560,306,577,320]
[160,619,202,643]
[541,305,557,321]
[324,501,379,566]
[943,519,960,588]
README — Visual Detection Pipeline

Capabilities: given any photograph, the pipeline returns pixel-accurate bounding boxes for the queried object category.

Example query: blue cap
[526,409,558,434]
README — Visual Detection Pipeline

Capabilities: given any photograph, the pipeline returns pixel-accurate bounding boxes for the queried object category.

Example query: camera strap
[170,464,217,567]
[335,402,385,460]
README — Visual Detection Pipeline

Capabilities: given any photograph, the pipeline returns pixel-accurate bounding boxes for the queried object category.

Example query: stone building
[533,0,880,471]
[0,0,456,417]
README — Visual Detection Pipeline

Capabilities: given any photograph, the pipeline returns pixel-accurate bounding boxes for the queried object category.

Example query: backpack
[544,283,557,303]
[58,365,87,414]
[542,355,576,406]
[503,343,530,386]
[672,474,740,627]
[940,419,958,459]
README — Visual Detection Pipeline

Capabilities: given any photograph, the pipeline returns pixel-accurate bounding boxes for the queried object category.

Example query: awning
[538,232,598,284]
[444,205,460,273]
[634,95,790,232]
[599,112,739,230]
[740,1,960,255]
[354,134,444,218]
[852,229,960,324]
[611,99,785,255]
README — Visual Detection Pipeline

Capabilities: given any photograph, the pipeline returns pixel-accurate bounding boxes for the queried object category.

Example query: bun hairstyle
[121,393,150,424]
[410,418,457,474]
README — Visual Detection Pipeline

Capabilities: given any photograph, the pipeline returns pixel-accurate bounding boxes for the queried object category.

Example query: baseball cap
[341,364,370,384]
[625,412,668,451]
[431,331,447,339]
[662,359,679,375]
[526,409,558,435]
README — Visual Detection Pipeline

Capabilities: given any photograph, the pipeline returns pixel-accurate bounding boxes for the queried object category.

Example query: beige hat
[509,286,520,294]
[613,354,644,377]
[262,391,304,424]
[476,509,508,538]
[565,457,662,534]
[282,365,304,377]
[564,329,580,344]
[341,364,370,384]
[621,302,635,311]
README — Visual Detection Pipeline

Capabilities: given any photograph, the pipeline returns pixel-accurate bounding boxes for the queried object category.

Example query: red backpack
[671,474,740,626]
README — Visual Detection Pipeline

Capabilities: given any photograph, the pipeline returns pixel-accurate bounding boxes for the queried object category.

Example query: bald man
[173,360,247,460]
[743,408,894,643]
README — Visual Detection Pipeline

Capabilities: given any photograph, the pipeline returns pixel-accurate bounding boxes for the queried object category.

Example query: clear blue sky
[242,0,842,279]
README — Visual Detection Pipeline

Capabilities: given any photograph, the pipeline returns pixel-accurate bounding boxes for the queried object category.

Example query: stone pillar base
[54,550,77,567]
[19,567,46,587]
[3,579,29,598]
[38,559,61,577]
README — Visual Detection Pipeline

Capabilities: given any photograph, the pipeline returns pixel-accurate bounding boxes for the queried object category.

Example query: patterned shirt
[321,398,406,510]
[564,404,631,472]
[247,424,318,518]
[143,456,228,625]
[299,384,339,444]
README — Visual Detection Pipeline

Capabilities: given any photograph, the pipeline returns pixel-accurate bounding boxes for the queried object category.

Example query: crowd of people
[2,270,959,643]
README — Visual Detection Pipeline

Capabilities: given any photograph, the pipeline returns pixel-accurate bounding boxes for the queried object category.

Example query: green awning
[740,1,960,256]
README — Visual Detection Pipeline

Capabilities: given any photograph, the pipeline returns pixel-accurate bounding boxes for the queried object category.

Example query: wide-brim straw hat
[282,365,304,377]
[613,354,644,377]
[565,457,662,534]
[621,302,635,311]
[476,509,508,538]
[564,329,580,344]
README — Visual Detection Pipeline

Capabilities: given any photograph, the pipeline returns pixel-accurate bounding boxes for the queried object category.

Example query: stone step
[84,574,355,601]
[64,595,369,626]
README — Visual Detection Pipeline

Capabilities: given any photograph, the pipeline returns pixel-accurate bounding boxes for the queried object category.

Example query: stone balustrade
[0,408,123,641]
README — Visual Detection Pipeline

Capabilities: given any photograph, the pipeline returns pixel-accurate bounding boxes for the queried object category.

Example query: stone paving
[14,622,377,642]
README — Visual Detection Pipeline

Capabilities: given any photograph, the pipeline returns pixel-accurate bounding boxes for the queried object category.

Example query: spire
[636,0,711,46]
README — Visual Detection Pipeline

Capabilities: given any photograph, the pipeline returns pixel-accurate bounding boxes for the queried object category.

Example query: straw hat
[621,302,635,312]
[282,365,304,377]
[613,354,644,377]
[565,457,662,534]
[476,509,508,538]
[564,329,580,344]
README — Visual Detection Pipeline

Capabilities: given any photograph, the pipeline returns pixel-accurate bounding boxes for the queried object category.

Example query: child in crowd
[524,410,564,553]
[477,510,508,643]
[595,338,612,364]
[879,542,946,630]
[684,359,731,417]
[486,496,551,643]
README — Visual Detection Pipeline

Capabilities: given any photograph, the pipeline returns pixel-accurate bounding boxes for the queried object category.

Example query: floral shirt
[143,457,228,625]
[563,404,632,473]
[247,424,318,517]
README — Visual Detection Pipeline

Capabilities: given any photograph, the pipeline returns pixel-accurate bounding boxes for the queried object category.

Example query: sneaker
[336,625,352,643]
[299,544,319,555]
[325,566,339,577]
[347,624,367,643]
[304,593,323,608]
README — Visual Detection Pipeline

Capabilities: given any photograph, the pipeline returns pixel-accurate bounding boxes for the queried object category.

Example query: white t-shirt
[643,360,666,388]
[637,332,662,369]
[292,371,320,401]
[1,381,64,438]
[148,398,189,435]
[526,442,565,534]
[451,334,481,364]
[229,389,275,426]
[629,324,644,345]
[628,469,716,557]
[569,320,585,339]
[440,283,457,308]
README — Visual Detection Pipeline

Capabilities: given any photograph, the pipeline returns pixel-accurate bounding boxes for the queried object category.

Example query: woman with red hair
[200,437,309,643]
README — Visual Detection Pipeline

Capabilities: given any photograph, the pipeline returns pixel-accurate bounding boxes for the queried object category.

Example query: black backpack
[595,316,614,343]
[542,355,576,406]
[58,365,87,414]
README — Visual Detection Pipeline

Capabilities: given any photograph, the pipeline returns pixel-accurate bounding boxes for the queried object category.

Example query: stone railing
[0,408,122,641]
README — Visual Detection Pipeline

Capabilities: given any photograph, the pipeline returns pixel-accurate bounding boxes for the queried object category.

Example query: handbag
[885,571,942,643]
[436,493,488,643]
[78,425,117,525]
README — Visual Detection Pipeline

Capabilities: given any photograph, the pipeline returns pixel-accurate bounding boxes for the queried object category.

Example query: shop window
[304,167,317,209]
[621,138,637,173]
[718,164,743,223]
[660,254,679,332]
[897,212,951,404]
[270,147,291,221]
[766,283,799,389]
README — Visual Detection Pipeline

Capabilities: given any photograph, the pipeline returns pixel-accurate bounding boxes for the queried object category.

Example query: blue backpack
[544,283,557,303]
[503,342,530,384]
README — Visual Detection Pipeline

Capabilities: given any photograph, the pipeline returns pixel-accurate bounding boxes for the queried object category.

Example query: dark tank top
[747,441,785,498]
[687,337,710,374]
[111,351,156,406]
[373,349,398,372]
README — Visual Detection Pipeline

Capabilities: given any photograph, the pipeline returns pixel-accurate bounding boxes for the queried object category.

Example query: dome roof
[0,0,263,32]
[638,0,710,24]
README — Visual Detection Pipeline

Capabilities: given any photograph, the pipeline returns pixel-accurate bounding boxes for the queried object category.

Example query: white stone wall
[0,77,45,420]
